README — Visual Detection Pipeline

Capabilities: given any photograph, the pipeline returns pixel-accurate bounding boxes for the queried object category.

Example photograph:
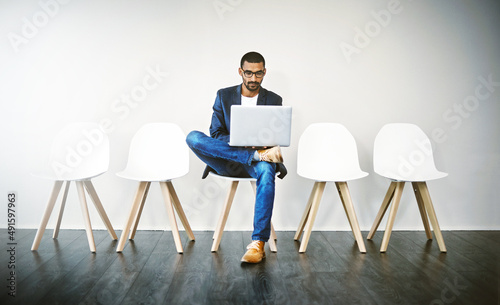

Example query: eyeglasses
[241,69,265,78]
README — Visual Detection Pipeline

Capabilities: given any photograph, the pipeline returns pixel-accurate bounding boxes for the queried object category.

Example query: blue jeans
[186,131,276,242]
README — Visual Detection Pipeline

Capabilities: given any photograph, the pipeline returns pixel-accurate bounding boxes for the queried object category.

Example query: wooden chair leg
[268,222,278,253]
[299,181,326,253]
[76,181,96,253]
[53,181,70,239]
[336,182,366,253]
[166,181,195,241]
[367,181,397,240]
[83,180,118,240]
[269,222,278,252]
[271,222,277,241]
[32,181,64,251]
[160,181,183,253]
[212,181,237,240]
[380,182,405,252]
[416,182,447,252]
[128,182,150,240]
[294,182,319,241]
[412,182,432,240]
[337,183,355,239]
[212,181,239,252]
[116,181,149,252]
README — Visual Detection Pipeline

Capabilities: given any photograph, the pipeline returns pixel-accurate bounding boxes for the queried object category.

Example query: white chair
[209,172,278,253]
[367,123,448,252]
[294,123,367,253]
[31,122,118,253]
[116,123,195,253]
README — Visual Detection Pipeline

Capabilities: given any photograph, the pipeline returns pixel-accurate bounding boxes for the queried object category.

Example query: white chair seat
[377,171,448,182]
[115,170,187,182]
[208,171,257,181]
[298,171,368,182]
[32,170,106,181]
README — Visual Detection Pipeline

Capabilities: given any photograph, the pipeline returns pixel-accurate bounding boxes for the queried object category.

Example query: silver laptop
[229,105,292,147]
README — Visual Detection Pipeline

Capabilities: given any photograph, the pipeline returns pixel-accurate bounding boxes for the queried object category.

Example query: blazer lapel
[235,84,242,105]
[256,87,267,105]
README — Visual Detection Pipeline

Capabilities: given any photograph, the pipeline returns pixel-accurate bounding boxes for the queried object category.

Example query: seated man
[186,51,287,264]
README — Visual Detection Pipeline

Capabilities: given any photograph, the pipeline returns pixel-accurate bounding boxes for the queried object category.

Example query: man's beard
[245,81,261,91]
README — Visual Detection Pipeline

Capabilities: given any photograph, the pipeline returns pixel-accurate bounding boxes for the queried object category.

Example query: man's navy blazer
[202,84,287,179]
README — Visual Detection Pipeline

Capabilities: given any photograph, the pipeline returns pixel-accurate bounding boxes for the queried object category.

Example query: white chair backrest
[48,122,109,181]
[121,123,189,181]
[297,123,368,181]
[374,123,447,181]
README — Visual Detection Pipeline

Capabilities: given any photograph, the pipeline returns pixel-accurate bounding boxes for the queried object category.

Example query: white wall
[1,0,499,231]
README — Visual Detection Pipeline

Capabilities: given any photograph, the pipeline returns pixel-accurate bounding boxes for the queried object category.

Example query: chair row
[31,122,447,254]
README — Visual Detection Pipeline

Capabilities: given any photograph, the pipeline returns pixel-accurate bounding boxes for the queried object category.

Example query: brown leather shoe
[241,240,266,263]
[258,146,283,163]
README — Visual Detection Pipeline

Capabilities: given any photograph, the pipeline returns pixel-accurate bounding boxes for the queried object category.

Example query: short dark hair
[240,51,265,68]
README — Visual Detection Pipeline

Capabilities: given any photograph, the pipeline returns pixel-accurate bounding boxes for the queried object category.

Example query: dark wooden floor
[0,229,498,305]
